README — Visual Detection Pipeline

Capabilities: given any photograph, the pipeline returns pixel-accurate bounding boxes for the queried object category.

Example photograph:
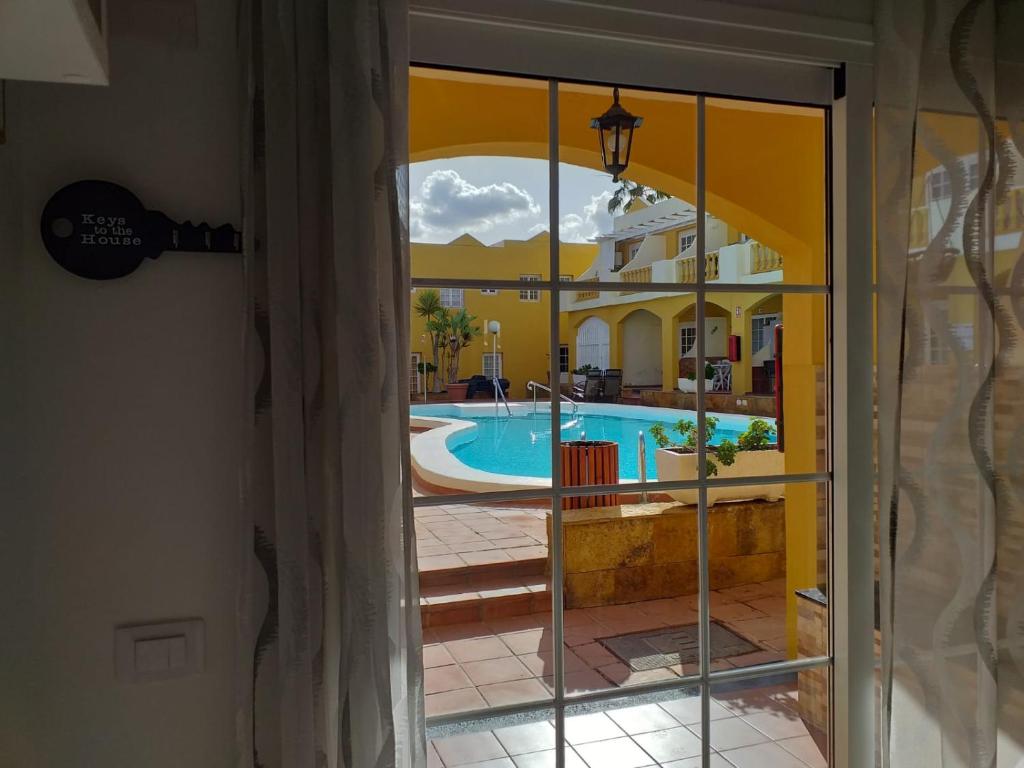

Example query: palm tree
[443,308,481,385]
[607,179,670,215]
[414,289,445,392]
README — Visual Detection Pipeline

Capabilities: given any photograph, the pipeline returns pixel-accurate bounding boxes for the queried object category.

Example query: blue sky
[409,157,623,245]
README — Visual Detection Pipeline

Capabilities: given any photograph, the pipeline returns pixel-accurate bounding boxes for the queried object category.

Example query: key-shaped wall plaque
[40,180,242,280]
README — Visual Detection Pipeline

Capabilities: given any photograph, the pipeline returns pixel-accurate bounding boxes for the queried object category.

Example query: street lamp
[590,87,643,182]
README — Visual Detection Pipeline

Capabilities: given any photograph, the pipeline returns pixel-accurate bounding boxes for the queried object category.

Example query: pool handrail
[526,380,579,415]
[493,376,512,416]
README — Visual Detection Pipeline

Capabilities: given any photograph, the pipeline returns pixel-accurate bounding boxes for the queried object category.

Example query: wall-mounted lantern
[590,87,643,182]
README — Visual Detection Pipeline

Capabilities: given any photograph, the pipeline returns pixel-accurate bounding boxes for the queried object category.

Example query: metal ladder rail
[525,380,579,415]
[493,376,512,416]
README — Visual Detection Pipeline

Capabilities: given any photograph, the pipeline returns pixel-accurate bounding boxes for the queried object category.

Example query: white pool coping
[409,402,776,495]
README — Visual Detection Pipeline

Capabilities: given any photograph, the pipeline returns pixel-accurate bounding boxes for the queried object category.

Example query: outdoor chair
[601,369,623,402]
[711,360,732,393]
[583,370,604,401]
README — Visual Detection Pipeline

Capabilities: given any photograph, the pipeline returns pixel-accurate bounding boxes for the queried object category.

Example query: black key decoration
[40,179,242,280]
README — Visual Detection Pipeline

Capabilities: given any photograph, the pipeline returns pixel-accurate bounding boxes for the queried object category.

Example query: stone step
[419,555,547,589]
[419,574,552,628]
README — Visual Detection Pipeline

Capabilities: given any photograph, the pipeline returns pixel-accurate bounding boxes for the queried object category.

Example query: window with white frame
[559,273,573,282]
[628,242,642,262]
[559,344,569,373]
[752,313,781,357]
[679,324,697,356]
[928,156,980,203]
[440,287,464,308]
[480,288,499,295]
[482,352,502,379]
[519,274,541,302]
[678,232,696,254]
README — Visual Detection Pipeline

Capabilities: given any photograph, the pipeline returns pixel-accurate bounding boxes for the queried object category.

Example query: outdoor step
[419,574,551,628]
[419,555,547,589]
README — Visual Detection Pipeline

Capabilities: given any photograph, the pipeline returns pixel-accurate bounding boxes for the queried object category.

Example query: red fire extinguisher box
[728,334,741,362]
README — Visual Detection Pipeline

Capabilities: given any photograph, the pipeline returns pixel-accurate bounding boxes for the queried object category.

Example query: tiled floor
[416,503,550,572]
[427,681,827,767]
[422,580,788,716]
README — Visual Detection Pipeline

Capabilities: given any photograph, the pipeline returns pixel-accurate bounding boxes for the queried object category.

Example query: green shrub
[737,418,776,451]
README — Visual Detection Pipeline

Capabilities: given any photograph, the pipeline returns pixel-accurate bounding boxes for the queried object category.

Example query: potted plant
[650,417,784,505]
[443,308,481,400]
[677,361,715,393]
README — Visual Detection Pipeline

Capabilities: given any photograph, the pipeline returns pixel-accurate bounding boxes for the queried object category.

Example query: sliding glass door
[408,66,835,768]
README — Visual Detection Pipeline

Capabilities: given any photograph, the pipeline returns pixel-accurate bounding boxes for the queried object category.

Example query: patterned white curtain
[876,1,1024,766]
[235,0,425,766]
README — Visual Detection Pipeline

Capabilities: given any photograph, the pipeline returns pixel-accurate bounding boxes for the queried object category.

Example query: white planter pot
[654,448,785,506]
[677,378,714,393]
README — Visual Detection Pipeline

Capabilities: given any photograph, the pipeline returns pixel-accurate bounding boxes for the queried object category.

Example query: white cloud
[558,190,613,243]
[410,169,541,241]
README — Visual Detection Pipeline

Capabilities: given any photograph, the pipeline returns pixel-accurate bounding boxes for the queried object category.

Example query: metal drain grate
[598,621,759,671]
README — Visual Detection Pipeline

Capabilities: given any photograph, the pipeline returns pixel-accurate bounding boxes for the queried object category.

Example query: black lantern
[590,87,643,182]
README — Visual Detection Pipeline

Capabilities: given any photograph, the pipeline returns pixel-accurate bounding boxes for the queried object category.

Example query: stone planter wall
[796,588,828,739]
[549,500,786,609]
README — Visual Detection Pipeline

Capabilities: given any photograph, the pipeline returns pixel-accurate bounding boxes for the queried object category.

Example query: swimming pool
[410,402,772,486]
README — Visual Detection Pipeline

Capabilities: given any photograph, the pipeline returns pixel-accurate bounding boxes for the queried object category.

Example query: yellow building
[410,233,595,399]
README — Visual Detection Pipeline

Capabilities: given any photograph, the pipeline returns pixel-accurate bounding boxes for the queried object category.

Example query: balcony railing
[575,277,599,301]
[750,243,783,274]
[619,264,652,294]
[678,250,720,282]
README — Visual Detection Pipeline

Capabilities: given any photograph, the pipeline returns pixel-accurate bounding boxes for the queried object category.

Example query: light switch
[115,619,204,683]
[135,636,172,672]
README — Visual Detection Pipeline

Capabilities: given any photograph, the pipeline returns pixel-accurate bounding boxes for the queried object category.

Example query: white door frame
[408,13,876,767]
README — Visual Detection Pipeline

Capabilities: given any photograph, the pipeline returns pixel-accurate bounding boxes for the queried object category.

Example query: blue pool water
[410,403,771,481]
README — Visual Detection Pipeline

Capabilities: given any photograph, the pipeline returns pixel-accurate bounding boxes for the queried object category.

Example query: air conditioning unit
[0,0,109,85]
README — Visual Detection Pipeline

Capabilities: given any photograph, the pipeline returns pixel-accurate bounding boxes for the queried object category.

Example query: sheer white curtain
[235,0,425,766]
[876,1,1024,766]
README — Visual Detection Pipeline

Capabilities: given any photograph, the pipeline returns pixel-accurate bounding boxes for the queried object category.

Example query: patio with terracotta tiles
[415,502,550,571]
[421,579,789,716]
[426,678,827,767]
[413,495,827,765]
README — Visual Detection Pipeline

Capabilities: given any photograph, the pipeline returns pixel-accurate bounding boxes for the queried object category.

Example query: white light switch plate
[115,619,205,683]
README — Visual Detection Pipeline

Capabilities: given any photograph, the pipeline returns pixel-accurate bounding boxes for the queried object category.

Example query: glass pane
[409,284,554,497]
[557,83,697,291]
[553,289,718,695]
[410,68,552,281]
[699,481,828,675]
[561,692,705,768]
[705,97,827,285]
[427,707,557,767]
[421,497,555,716]
[700,291,829,478]
[710,673,829,766]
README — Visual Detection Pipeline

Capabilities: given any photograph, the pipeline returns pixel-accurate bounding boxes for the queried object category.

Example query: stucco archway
[410,68,826,279]
[619,309,662,386]
[575,316,610,371]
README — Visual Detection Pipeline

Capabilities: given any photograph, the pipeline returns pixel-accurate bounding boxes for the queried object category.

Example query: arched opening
[575,316,609,371]
[747,294,783,394]
[619,309,662,387]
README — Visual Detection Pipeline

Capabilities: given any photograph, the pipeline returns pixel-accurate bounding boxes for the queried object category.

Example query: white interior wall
[0,2,241,766]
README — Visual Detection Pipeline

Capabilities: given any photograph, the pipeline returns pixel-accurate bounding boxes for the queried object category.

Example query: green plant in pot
[649,417,781,505]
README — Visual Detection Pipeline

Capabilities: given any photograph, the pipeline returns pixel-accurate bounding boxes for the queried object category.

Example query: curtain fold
[236,0,424,766]
[876,2,1024,766]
